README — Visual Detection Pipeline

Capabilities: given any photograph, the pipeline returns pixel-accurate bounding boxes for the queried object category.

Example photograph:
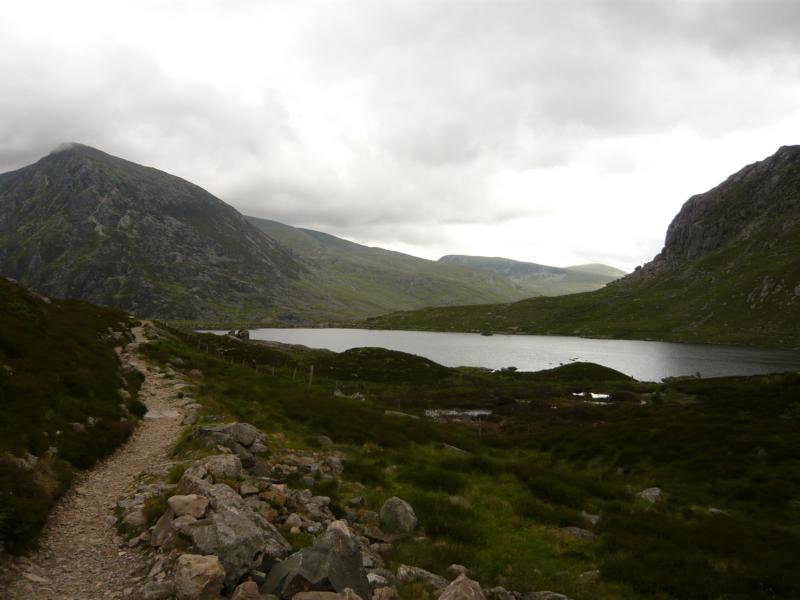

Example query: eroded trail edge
[5,324,184,600]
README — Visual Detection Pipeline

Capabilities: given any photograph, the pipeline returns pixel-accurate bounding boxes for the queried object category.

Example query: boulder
[488,588,517,600]
[396,565,448,591]
[203,454,244,479]
[205,483,244,512]
[168,494,209,518]
[439,574,486,600]
[638,487,662,503]
[447,564,469,577]
[181,509,290,590]
[173,554,225,600]
[138,580,175,600]
[232,581,261,600]
[379,497,417,534]
[262,529,371,600]
[122,510,147,528]
[150,511,176,548]
[522,594,573,600]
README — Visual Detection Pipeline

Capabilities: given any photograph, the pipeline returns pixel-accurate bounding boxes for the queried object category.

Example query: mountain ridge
[437,254,624,296]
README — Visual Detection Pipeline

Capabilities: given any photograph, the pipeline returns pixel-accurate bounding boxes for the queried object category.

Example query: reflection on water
[214,328,800,382]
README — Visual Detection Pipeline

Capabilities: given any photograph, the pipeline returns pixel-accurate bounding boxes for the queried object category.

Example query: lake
[212,328,800,382]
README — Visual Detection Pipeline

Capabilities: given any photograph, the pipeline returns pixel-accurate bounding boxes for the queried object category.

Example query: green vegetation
[145,326,800,599]
[247,216,535,322]
[361,230,800,348]
[438,254,624,297]
[0,278,138,552]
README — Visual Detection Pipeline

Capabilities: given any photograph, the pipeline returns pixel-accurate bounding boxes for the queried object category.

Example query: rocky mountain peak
[636,145,800,276]
[0,146,303,319]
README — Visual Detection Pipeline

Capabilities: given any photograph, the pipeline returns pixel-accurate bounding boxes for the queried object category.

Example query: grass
[0,278,139,552]
[137,325,800,598]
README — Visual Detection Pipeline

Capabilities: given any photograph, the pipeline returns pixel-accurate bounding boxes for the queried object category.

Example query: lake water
[216,328,800,382]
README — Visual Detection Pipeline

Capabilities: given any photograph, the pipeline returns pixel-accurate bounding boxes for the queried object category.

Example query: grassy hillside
[147,326,800,598]
[438,255,624,296]
[246,217,533,320]
[0,278,142,552]
[361,223,800,348]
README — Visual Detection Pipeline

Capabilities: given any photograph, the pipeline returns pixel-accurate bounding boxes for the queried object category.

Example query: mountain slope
[438,255,623,296]
[0,144,303,320]
[363,146,800,348]
[246,217,532,320]
[0,277,141,551]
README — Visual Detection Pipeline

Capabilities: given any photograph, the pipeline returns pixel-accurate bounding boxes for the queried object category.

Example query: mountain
[363,145,800,348]
[437,255,624,296]
[245,217,531,320]
[0,144,533,323]
[0,144,307,320]
[565,263,627,278]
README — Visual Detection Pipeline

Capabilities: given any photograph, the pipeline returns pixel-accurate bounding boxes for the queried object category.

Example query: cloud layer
[2,0,800,270]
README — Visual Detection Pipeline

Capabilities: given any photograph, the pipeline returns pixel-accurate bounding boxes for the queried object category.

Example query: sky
[1,1,799,272]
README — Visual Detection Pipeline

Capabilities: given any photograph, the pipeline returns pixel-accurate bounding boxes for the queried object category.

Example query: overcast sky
[2,1,799,271]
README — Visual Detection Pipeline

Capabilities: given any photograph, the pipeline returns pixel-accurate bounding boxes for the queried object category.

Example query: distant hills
[364,145,800,348]
[438,255,624,296]
[0,144,620,322]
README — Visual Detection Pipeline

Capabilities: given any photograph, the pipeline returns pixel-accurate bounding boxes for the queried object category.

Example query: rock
[206,483,244,512]
[168,494,209,518]
[203,454,244,479]
[232,581,261,600]
[577,570,600,582]
[240,482,259,496]
[582,512,601,527]
[138,580,175,600]
[295,592,364,600]
[262,529,371,600]
[373,588,399,600]
[396,565,448,591]
[302,475,316,488]
[349,497,364,508]
[379,497,417,534]
[447,564,469,578]
[173,554,225,600]
[317,435,334,447]
[181,509,290,590]
[367,572,389,588]
[522,594,573,600]
[488,587,517,600]
[637,487,662,503]
[286,513,303,528]
[439,574,486,600]
[173,514,198,530]
[560,527,595,541]
[122,510,147,528]
[151,511,176,548]
[327,519,353,537]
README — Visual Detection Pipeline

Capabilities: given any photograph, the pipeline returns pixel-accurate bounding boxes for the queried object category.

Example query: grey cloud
[1,1,799,270]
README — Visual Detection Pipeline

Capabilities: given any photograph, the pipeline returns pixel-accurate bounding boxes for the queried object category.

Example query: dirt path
[4,324,185,599]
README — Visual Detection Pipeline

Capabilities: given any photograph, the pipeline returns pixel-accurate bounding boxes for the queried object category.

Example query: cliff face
[641,145,800,274]
[0,144,303,319]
